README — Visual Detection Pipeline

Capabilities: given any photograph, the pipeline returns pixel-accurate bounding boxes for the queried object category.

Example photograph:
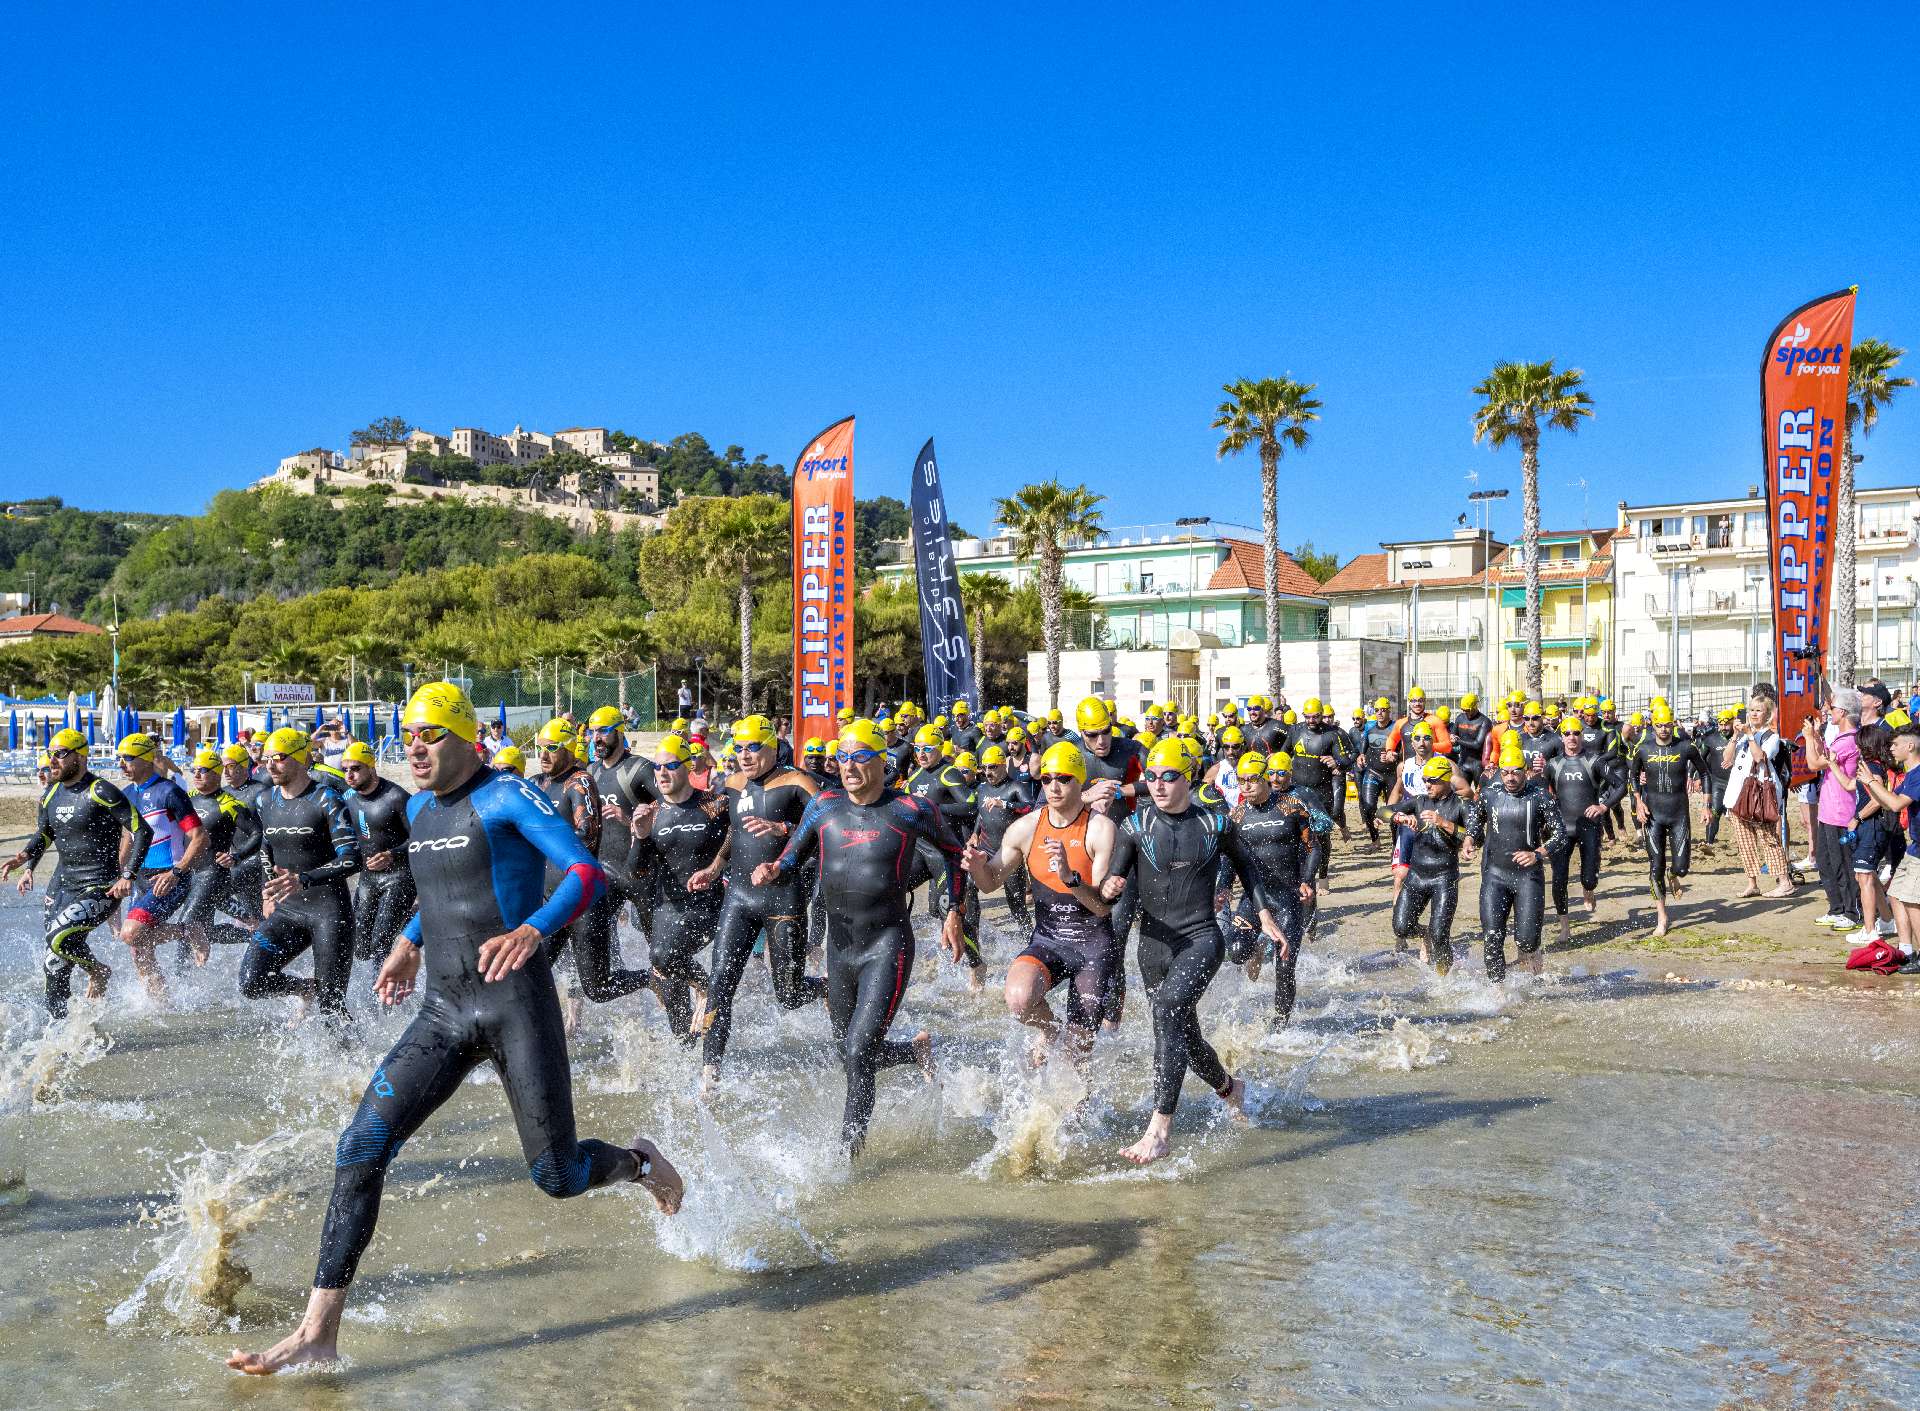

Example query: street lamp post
[1468,488,1509,696]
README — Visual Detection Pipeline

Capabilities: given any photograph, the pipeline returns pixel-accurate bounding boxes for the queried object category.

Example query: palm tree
[1213,377,1322,695]
[956,572,1012,699]
[583,617,651,716]
[704,498,790,714]
[1471,361,1594,698]
[993,481,1105,710]
[1833,338,1912,685]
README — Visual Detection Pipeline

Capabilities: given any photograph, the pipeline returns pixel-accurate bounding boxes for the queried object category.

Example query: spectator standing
[1724,692,1792,899]
[1802,688,1862,933]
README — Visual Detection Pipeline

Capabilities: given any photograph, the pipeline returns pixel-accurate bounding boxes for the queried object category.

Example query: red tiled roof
[1323,536,1614,596]
[0,612,104,637]
[1321,552,1389,594]
[1207,541,1326,597]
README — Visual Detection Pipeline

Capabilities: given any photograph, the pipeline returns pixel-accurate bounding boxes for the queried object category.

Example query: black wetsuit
[1544,750,1623,915]
[770,786,966,1149]
[542,762,648,1002]
[1081,735,1147,988]
[703,764,826,1070]
[1354,721,1396,841]
[314,767,628,1290]
[1389,791,1468,965]
[242,777,362,1016]
[178,786,262,943]
[1697,726,1732,844]
[1466,781,1567,980]
[1246,717,1288,755]
[884,740,916,786]
[904,763,984,968]
[1108,804,1272,1116]
[1630,734,1705,900]
[972,773,1038,928]
[1451,710,1491,791]
[587,749,662,985]
[224,775,269,916]
[1514,728,1562,772]
[949,722,984,755]
[1285,725,1348,879]
[19,772,149,1016]
[634,789,728,1038]
[1228,792,1321,1021]
[347,777,416,961]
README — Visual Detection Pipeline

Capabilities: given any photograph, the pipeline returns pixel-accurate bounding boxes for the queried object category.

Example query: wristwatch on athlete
[1061,867,1084,888]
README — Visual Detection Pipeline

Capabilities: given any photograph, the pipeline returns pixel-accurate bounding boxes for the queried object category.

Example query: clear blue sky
[4,6,1917,561]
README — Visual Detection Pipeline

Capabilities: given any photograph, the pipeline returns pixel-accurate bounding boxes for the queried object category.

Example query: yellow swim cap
[655,734,693,764]
[116,731,157,759]
[914,723,945,748]
[838,719,888,756]
[1460,692,1479,710]
[52,727,88,753]
[1408,686,1427,701]
[1145,738,1189,774]
[192,748,221,770]
[1423,756,1456,781]
[952,751,978,772]
[1218,725,1245,746]
[265,727,310,761]
[1239,751,1267,776]
[1650,701,1675,725]
[587,705,624,731]
[732,714,777,748]
[1265,750,1293,774]
[836,705,855,723]
[1037,741,1088,782]
[494,745,525,774]
[536,719,575,748]
[1498,736,1526,769]
[1303,697,1324,715]
[220,743,250,764]
[342,740,377,768]
[404,683,479,743]
[980,744,1007,766]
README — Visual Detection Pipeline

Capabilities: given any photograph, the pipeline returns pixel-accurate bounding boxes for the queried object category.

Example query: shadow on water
[1,1190,150,1235]
[1234,1089,1544,1174]
[362,1213,1143,1379]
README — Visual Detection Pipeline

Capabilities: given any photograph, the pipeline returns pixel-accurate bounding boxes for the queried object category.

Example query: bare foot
[1026,1030,1052,1070]
[1651,911,1671,939]
[1120,1129,1171,1165]
[83,964,112,1000]
[966,967,985,995]
[226,1327,340,1376]
[563,995,585,1039]
[1583,895,1598,916]
[1244,949,1263,982]
[911,1029,936,1081]
[1764,882,1794,899]
[1220,1076,1249,1123]
[698,1064,719,1100]
[689,983,711,1034]
[628,1137,683,1214]
[1737,882,1760,899]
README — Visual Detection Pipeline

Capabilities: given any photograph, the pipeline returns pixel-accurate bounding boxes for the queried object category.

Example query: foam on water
[0,996,114,1112]
[108,1126,331,1332]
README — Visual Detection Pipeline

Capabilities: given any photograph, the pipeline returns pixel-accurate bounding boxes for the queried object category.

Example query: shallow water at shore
[2,883,1918,1410]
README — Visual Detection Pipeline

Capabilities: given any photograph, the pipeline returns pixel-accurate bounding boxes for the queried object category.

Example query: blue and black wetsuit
[314,766,632,1290]
[769,786,966,1151]
[19,772,149,1016]
[1107,804,1272,1117]
[1354,721,1397,842]
[347,776,415,960]
[703,765,825,1072]
[241,778,362,1016]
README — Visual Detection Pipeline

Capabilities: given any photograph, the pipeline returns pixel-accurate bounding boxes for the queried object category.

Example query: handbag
[1731,770,1779,825]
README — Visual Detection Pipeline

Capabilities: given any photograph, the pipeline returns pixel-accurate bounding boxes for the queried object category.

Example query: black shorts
[1013,929,1121,1028]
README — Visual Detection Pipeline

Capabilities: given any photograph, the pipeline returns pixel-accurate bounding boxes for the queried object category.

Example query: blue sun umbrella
[313,704,325,733]
[171,706,188,747]
[497,701,508,732]
[366,702,377,743]
[87,711,97,746]
[7,711,17,751]
[389,705,401,740]
[228,705,240,742]
[266,708,277,735]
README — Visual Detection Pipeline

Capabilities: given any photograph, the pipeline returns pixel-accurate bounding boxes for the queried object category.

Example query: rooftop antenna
[1567,476,1591,527]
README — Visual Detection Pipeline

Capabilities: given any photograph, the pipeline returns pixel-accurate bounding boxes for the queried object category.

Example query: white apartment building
[555,427,611,457]
[1611,483,1920,710]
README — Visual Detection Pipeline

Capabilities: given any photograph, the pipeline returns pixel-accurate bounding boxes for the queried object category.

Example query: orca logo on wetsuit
[265,825,316,836]
[409,835,473,853]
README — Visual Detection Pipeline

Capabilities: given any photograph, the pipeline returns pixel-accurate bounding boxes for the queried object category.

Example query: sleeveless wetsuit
[1012,804,1119,1029]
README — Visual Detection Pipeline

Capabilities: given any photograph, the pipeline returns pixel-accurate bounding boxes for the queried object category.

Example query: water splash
[970,1050,1093,1180]
[108,1126,329,1332]
[0,997,114,1112]
[1374,1016,1442,1071]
